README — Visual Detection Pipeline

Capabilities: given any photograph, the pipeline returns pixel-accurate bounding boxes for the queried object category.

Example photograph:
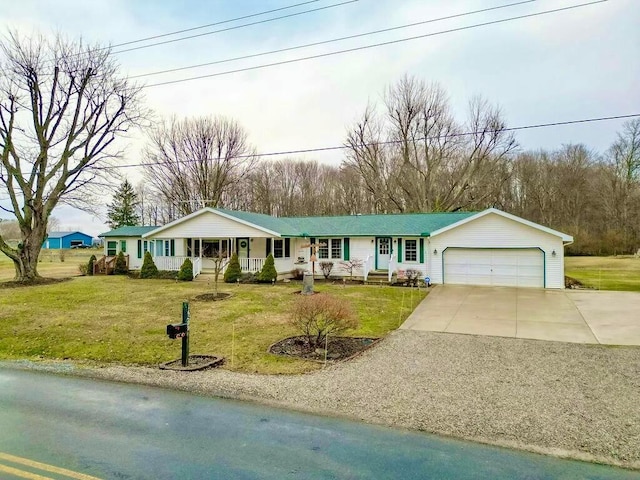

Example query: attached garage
[443,248,544,288]
[428,209,573,289]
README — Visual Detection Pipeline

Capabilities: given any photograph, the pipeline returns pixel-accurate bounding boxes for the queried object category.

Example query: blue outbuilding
[43,231,94,249]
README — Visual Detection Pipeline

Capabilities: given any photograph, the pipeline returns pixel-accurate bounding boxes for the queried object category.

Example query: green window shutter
[343,238,350,260]
[266,238,272,256]
[120,240,126,253]
[397,238,403,262]
[310,237,315,255]
[170,239,175,256]
[284,238,290,258]
[419,238,424,263]
[137,240,142,259]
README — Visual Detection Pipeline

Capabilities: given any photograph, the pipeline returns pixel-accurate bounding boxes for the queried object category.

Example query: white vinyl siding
[146,210,274,239]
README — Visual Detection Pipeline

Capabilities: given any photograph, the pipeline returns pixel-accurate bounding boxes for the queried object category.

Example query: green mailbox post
[166,302,190,367]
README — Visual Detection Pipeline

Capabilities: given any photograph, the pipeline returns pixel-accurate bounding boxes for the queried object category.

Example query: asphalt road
[0,368,636,480]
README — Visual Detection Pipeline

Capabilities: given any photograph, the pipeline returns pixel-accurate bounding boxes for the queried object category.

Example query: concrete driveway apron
[401,285,640,345]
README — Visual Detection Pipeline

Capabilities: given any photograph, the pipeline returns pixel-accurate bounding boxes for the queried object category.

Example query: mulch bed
[565,275,590,289]
[194,292,232,301]
[269,336,379,362]
[0,277,71,289]
[159,355,224,371]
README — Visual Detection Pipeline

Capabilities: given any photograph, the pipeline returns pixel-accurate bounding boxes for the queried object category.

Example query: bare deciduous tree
[143,116,257,220]
[0,32,144,281]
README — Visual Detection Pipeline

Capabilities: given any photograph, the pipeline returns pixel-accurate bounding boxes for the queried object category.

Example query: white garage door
[443,248,544,288]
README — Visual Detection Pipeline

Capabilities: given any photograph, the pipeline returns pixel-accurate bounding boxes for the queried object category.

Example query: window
[273,239,283,258]
[405,240,417,262]
[318,239,329,259]
[107,241,117,256]
[331,239,341,259]
[120,240,126,253]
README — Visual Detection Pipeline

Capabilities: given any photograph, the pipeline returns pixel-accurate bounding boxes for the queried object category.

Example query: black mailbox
[167,323,188,339]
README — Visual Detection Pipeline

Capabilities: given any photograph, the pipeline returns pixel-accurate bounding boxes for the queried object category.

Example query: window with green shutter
[419,238,424,263]
[107,241,117,256]
[343,238,350,260]
[120,240,126,253]
[397,238,403,262]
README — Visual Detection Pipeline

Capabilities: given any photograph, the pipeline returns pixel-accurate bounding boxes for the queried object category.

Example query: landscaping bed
[269,336,379,361]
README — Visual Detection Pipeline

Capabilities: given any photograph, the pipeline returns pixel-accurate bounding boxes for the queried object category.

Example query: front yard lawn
[565,256,640,292]
[0,276,426,374]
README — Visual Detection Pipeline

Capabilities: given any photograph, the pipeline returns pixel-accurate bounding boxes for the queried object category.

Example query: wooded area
[136,77,639,256]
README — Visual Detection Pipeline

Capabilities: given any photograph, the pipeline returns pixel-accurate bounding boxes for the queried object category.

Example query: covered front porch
[148,237,285,274]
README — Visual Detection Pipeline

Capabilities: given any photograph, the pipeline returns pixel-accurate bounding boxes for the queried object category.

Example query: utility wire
[112,0,359,55]
[92,113,640,171]
[131,0,536,79]
[110,0,322,49]
[141,0,607,88]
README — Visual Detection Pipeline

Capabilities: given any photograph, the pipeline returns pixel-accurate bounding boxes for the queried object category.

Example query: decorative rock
[302,271,314,295]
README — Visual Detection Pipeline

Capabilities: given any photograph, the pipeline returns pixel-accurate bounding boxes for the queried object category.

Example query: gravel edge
[2,330,639,472]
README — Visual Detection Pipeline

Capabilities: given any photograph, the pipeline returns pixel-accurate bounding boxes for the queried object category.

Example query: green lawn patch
[565,256,640,292]
[0,275,426,374]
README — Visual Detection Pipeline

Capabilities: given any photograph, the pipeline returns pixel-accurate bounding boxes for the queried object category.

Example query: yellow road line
[0,452,102,480]
[0,462,54,480]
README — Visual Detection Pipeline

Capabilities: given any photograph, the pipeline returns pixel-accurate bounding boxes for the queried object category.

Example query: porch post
[199,238,202,261]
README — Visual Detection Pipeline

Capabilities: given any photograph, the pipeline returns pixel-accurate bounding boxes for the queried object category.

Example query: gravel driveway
[5,330,640,470]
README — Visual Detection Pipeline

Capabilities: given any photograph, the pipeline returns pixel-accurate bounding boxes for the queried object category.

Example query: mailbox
[167,323,188,339]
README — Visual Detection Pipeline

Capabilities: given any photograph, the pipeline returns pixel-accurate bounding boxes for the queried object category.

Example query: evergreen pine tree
[140,251,158,278]
[257,253,277,283]
[177,258,194,281]
[113,251,128,275]
[224,252,242,283]
[107,180,141,229]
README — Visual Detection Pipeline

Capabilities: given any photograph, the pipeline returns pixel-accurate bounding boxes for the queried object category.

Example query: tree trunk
[13,235,44,281]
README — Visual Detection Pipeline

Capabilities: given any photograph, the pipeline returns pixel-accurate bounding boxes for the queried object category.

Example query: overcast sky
[2,0,638,236]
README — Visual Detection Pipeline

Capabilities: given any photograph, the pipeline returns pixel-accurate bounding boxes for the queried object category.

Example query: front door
[237,238,250,258]
[376,237,391,270]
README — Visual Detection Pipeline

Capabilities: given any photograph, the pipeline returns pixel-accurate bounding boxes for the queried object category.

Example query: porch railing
[363,255,374,281]
[388,255,396,282]
[240,257,265,273]
[155,256,201,278]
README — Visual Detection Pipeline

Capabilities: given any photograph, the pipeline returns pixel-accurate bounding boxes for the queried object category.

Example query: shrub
[290,294,359,348]
[78,263,88,275]
[319,261,334,279]
[257,253,277,283]
[239,272,257,283]
[224,252,242,283]
[177,258,194,281]
[58,249,66,262]
[405,269,421,287]
[291,268,305,280]
[140,251,158,279]
[113,251,128,275]
[87,254,97,276]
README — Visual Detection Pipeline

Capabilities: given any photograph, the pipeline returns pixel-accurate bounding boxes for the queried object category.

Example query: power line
[92,113,640,171]
[141,0,607,88]
[112,0,359,55]
[132,0,536,79]
[110,0,322,49]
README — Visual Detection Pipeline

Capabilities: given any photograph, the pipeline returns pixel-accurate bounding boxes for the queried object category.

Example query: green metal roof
[98,226,158,238]
[221,209,476,237]
[216,209,300,236]
[99,210,478,239]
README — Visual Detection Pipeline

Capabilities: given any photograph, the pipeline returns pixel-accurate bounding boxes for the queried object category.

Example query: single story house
[43,231,94,249]
[98,207,573,288]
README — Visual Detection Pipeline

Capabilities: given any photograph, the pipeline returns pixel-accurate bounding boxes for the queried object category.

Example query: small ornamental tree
[224,252,241,283]
[291,294,359,348]
[140,251,158,278]
[113,251,128,275]
[319,261,334,279]
[178,258,194,281]
[338,258,363,280]
[87,254,97,276]
[257,253,277,283]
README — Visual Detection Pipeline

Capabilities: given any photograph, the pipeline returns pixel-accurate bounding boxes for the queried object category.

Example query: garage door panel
[444,248,544,288]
